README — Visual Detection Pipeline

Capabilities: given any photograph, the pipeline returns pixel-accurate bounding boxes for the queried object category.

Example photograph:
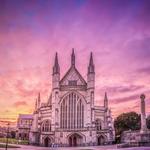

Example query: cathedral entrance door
[73,136,77,146]
[69,137,72,146]
[68,133,82,147]
[44,137,51,147]
[97,135,105,145]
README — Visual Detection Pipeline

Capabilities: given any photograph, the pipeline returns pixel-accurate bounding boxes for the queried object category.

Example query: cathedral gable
[60,66,87,86]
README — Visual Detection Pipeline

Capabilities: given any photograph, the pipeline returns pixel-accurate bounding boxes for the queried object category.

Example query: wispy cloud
[137,66,150,74]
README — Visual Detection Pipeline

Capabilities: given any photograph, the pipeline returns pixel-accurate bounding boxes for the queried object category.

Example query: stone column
[140,94,147,133]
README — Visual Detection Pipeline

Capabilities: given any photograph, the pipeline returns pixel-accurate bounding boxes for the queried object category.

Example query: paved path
[0,144,150,150]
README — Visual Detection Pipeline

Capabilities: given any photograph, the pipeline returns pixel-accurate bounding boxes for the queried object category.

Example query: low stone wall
[118,142,150,148]
[121,130,150,148]
[117,143,129,148]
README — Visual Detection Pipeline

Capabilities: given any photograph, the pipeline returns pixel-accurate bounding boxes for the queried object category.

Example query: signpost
[5,123,10,150]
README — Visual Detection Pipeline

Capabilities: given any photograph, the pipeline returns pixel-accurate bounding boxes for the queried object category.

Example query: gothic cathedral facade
[29,49,115,147]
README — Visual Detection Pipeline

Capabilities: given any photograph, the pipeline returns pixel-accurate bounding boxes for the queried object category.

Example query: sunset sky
[0,0,150,126]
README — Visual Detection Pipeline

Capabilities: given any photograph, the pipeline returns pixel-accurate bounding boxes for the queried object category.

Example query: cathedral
[18,49,115,147]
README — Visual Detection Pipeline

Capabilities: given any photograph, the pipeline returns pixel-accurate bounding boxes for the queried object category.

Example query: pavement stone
[0,144,150,150]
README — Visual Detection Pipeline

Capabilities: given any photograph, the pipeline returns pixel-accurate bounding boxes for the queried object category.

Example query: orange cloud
[13,101,28,107]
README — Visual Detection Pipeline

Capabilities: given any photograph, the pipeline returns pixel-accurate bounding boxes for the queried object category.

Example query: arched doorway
[44,137,51,147]
[68,133,83,147]
[97,135,105,145]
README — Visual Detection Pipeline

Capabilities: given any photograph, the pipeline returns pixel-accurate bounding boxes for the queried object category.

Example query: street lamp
[5,123,10,150]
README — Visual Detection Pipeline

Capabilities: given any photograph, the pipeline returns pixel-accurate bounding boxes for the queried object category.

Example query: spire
[71,48,75,66]
[37,92,41,108]
[109,108,111,115]
[88,52,95,73]
[48,94,52,106]
[89,52,94,66]
[53,52,60,75]
[35,99,37,111]
[104,92,108,108]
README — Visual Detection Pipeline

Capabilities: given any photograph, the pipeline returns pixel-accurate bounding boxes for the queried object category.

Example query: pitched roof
[19,114,33,119]
[60,66,87,85]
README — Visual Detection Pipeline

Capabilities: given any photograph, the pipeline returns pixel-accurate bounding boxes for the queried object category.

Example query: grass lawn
[0,138,29,145]
[0,143,20,148]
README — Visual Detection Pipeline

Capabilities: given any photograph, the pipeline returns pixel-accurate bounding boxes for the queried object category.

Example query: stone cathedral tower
[23,49,115,147]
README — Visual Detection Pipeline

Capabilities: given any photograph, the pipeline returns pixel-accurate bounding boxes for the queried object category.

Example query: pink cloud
[13,101,28,107]
[0,0,150,124]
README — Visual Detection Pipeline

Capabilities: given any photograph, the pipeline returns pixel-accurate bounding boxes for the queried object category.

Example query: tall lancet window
[42,120,51,132]
[60,92,84,129]
[77,99,84,128]
[91,91,94,106]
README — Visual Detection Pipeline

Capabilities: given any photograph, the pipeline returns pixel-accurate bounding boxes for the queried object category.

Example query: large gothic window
[95,119,102,131]
[42,120,51,132]
[60,92,84,129]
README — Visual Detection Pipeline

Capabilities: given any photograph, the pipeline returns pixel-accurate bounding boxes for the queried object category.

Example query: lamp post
[5,122,10,150]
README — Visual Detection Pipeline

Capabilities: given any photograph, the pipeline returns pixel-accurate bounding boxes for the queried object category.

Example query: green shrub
[0,138,29,145]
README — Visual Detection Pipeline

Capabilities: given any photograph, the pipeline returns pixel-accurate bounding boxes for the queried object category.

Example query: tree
[114,112,140,143]
[146,115,150,129]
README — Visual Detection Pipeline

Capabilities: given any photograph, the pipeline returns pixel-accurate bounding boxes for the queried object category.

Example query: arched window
[19,133,21,138]
[42,120,51,132]
[60,92,84,129]
[91,91,94,106]
[95,119,101,131]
